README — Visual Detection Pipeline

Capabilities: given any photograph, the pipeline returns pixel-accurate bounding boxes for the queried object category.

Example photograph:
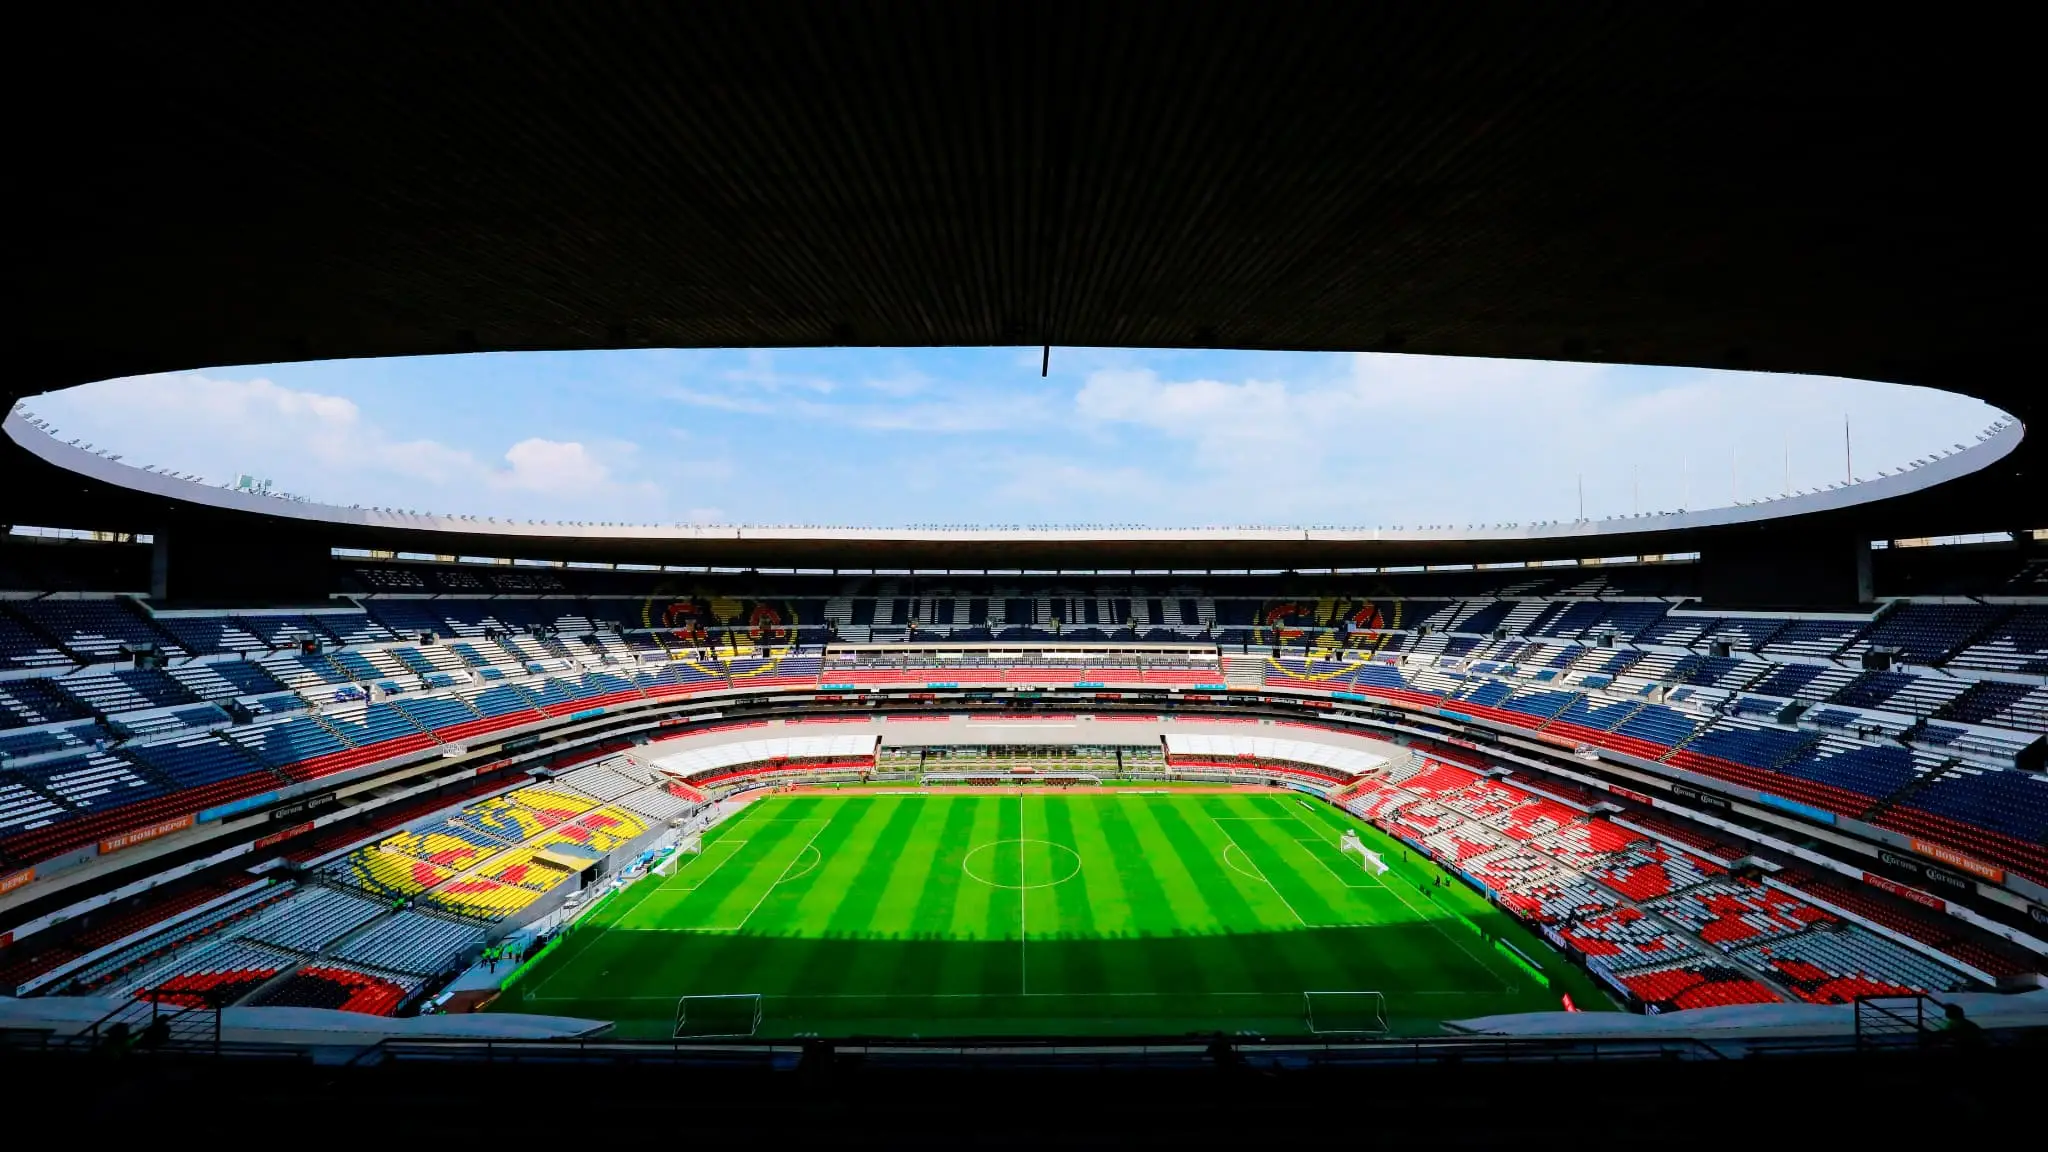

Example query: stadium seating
[125,734,270,789]
[238,887,385,952]
[477,846,577,892]
[552,805,648,852]
[168,660,291,701]
[450,787,592,844]
[1843,603,2001,666]
[1558,904,1692,971]
[553,761,646,801]
[128,939,290,1006]
[376,820,510,870]
[1945,606,2048,675]
[1614,958,1783,1011]
[325,849,454,901]
[1683,721,1818,772]
[614,784,696,822]
[0,678,95,727]
[250,963,419,1015]
[9,750,164,814]
[1759,619,1866,661]
[0,723,92,763]
[423,876,544,921]
[1745,663,1826,699]
[0,776,71,839]
[49,884,294,997]
[331,911,484,976]
[1613,810,1744,860]
[0,568,2042,1034]
[1881,767,2048,876]
[1733,925,1975,1000]
[1647,880,1834,947]
[1775,739,1926,800]
[0,613,75,671]
[1350,752,1990,1009]
[1588,842,1725,902]
[12,599,180,663]
[150,615,276,657]
[0,873,261,994]
[1776,868,2033,979]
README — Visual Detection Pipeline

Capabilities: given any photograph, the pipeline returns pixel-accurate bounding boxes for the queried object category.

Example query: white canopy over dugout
[651,733,880,777]
[1162,733,1385,778]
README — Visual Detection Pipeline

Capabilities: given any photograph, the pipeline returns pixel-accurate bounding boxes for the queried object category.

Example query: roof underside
[5,7,2041,565]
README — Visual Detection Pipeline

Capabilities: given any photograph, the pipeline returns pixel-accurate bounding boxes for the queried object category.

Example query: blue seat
[127,735,266,788]
[1905,768,2048,843]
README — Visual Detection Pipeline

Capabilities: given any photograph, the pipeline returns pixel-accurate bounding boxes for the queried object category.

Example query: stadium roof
[4,8,2039,568]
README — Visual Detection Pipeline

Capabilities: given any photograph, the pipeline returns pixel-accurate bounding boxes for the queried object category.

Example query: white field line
[1221,842,1269,884]
[1286,838,1383,889]
[667,839,746,892]
[679,819,832,932]
[1207,817,1309,927]
[1273,800,1513,991]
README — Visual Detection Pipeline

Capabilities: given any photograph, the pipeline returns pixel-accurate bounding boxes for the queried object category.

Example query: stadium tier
[1,560,2044,1040]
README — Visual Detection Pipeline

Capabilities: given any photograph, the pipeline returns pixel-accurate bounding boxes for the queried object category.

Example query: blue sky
[26,348,2005,528]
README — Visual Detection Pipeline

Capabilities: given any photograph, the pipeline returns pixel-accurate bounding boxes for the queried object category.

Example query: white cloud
[861,371,931,398]
[25,350,2005,529]
[30,372,673,522]
[499,438,610,492]
[1064,353,2004,526]
[669,351,1055,435]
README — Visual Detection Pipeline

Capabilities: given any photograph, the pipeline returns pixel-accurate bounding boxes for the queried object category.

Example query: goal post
[673,993,764,1038]
[1303,990,1389,1036]
[656,832,702,876]
[1340,829,1389,875]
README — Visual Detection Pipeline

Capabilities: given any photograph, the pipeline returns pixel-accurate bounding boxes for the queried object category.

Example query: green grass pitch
[491,790,1612,1038]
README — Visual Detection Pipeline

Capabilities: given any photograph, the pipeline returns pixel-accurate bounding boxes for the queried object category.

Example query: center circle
[961,839,1083,890]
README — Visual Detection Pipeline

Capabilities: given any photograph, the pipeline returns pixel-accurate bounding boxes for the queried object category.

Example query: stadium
[4,6,2045,1140]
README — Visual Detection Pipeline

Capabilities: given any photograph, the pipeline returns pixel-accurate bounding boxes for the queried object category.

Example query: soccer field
[492,789,1610,1038]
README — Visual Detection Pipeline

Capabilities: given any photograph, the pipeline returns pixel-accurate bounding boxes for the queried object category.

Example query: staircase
[1767,730,1825,770]
[1444,601,1492,632]
[1858,756,1955,822]
[1223,656,1266,690]
[1655,721,1713,763]
[1520,602,1573,638]
[1407,633,1451,660]
[1,602,89,668]
[1834,600,1902,661]
[1602,699,1654,733]
[1498,601,1550,636]
[308,711,356,747]
[820,597,859,643]
[1934,605,2013,667]
[215,731,295,786]
[1528,691,1586,728]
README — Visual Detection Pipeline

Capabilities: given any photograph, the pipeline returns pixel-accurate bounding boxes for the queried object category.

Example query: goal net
[673,993,764,1038]
[655,835,699,877]
[1303,990,1389,1036]
[1340,830,1388,875]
